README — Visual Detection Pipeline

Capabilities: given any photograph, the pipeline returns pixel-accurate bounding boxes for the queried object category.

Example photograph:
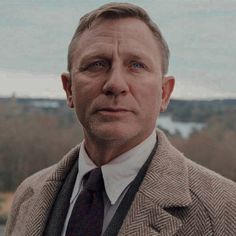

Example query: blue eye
[129,61,146,72]
[92,61,105,67]
[85,60,110,72]
[131,62,144,68]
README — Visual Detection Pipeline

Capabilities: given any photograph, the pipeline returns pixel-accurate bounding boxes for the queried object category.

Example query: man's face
[62,18,174,149]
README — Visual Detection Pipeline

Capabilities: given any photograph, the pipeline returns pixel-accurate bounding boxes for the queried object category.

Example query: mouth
[98,107,129,112]
[95,107,131,115]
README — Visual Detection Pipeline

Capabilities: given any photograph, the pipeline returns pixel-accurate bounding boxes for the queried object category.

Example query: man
[5,2,236,236]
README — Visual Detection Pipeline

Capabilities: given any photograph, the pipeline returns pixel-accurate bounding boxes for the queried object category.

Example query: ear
[160,76,175,112]
[61,72,74,108]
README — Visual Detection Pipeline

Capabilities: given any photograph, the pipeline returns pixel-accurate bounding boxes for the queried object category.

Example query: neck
[83,136,151,166]
[83,141,130,166]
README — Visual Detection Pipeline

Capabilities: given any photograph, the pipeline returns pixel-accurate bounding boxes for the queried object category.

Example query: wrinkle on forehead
[71,18,162,71]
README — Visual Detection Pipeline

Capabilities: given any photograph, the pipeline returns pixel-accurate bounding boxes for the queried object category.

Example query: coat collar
[118,129,192,235]
[24,146,80,236]
[140,129,192,208]
[24,129,192,236]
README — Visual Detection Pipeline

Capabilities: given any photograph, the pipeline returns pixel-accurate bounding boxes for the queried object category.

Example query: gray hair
[67,2,170,75]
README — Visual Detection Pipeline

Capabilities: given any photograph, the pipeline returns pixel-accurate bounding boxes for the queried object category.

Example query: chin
[89,123,140,143]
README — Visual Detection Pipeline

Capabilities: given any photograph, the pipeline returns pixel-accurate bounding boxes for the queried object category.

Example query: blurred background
[0,0,236,234]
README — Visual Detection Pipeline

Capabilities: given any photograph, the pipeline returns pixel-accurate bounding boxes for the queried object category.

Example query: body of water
[157,115,205,138]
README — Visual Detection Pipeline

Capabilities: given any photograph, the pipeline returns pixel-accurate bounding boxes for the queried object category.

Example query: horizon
[1,1,236,99]
[1,94,235,102]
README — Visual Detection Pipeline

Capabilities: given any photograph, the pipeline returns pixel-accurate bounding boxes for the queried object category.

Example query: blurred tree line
[169,110,236,181]
[167,99,235,122]
[0,97,235,191]
[0,97,83,191]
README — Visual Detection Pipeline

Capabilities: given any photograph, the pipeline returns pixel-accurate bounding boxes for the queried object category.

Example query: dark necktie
[66,168,105,236]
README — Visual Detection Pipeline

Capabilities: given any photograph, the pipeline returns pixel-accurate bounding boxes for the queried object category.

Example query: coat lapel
[118,130,192,236]
[18,129,191,236]
[118,192,182,236]
[24,146,80,236]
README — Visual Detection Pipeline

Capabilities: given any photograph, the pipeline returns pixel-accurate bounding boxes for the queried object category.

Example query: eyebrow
[79,53,111,66]
[75,47,156,70]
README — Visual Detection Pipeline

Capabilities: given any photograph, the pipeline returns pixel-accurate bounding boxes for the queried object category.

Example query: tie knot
[83,168,104,192]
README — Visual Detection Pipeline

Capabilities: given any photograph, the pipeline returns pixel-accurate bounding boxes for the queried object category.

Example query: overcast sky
[1,0,236,100]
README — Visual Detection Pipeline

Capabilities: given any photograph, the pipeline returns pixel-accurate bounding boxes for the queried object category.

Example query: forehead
[72,18,161,63]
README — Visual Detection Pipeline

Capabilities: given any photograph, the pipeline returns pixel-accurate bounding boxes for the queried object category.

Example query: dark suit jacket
[5,129,236,235]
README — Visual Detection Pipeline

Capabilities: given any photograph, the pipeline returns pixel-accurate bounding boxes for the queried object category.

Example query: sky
[0,0,236,100]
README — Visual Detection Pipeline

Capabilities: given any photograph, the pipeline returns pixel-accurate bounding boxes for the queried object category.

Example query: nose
[102,66,129,97]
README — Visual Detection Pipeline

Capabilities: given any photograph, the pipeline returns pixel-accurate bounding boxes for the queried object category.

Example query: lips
[97,107,129,112]
[94,106,132,117]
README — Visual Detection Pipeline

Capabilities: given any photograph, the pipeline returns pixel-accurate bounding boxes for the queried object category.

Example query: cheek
[71,85,87,116]
[72,83,100,118]
[134,83,162,109]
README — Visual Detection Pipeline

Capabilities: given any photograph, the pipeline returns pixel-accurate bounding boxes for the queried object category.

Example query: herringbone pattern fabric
[117,131,236,235]
[5,146,80,236]
[5,129,236,236]
[66,168,104,236]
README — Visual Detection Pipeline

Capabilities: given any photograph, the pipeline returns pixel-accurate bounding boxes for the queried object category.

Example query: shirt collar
[69,145,97,204]
[71,129,157,205]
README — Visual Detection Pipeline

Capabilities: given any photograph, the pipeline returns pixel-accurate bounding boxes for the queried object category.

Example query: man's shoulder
[15,144,80,194]
[17,164,57,194]
[156,129,236,233]
[186,157,236,206]
[157,128,236,197]
[186,157,236,197]
[5,145,80,235]
[183,158,236,233]
[156,129,236,217]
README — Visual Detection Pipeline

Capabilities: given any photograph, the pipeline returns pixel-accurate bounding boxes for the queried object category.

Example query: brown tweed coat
[5,129,236,236]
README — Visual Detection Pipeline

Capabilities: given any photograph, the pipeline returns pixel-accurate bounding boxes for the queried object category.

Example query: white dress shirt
[61,130,156,236]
